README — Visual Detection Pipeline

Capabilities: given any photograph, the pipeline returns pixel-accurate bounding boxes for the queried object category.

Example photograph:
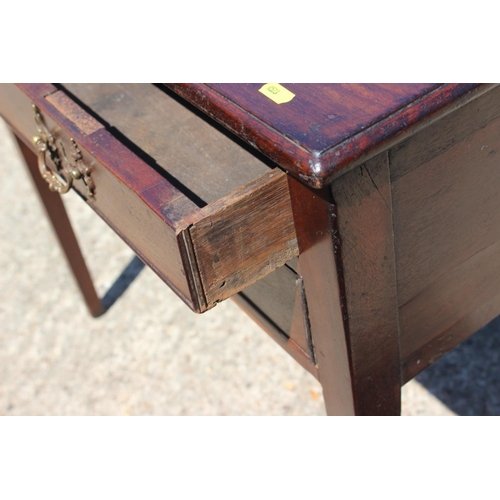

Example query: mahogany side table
[1,82,498,415]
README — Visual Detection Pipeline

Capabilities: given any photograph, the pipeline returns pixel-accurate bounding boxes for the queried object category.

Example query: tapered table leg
[288,153,402,416]
[15,135,104,318]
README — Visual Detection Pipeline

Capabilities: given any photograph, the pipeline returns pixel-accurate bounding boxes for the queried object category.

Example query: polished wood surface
[207,84,439,152]
[167,83,492,188]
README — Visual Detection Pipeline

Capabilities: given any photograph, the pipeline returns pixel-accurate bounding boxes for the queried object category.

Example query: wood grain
[46,91,103,136]
[181,169,298,307]
[62,83,271,205]
[167,83,494,188]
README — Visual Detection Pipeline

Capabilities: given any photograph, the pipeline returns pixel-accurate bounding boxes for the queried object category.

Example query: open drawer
[0,83,299,313]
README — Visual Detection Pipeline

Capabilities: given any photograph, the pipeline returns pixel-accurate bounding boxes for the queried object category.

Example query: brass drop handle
[33,134,73,194]
[32,104,95,198]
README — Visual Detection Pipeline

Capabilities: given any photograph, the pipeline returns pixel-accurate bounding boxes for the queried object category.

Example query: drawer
[0,83,299,313]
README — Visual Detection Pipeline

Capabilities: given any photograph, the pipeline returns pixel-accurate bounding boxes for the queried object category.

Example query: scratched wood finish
[62,83,271,205]
[390,87,500,380]
[167,83,492,188]
[183,169,298,307]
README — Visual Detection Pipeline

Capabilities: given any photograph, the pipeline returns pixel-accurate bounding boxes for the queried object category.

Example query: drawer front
[0,83,298,312]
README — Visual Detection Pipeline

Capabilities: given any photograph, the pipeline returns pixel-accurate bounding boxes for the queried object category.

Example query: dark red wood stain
[167,83,489,188]
[207,84,439,151]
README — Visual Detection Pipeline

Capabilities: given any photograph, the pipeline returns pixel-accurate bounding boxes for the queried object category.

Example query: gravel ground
[1,116,497,416]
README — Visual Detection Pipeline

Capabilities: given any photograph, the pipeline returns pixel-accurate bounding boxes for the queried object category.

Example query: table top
[167,83,485,188]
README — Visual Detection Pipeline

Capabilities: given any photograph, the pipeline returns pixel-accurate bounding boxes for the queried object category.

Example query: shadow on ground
[90,251,500,416]
[101,256,145,311]
[417,315,500,415]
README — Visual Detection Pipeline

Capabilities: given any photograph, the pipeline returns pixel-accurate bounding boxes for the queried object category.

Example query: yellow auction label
[258,83,295,104]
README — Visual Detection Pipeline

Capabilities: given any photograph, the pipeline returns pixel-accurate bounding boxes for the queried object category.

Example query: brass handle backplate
[32,105,95,198]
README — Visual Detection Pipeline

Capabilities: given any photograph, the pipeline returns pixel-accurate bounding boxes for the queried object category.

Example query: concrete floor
[1,116,498,416]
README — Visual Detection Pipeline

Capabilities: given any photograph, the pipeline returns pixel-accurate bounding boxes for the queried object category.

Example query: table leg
[14,134,105,318]
[288,153,401,415]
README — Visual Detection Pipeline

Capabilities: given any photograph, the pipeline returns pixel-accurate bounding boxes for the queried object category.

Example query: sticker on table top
[259,83,295,104]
